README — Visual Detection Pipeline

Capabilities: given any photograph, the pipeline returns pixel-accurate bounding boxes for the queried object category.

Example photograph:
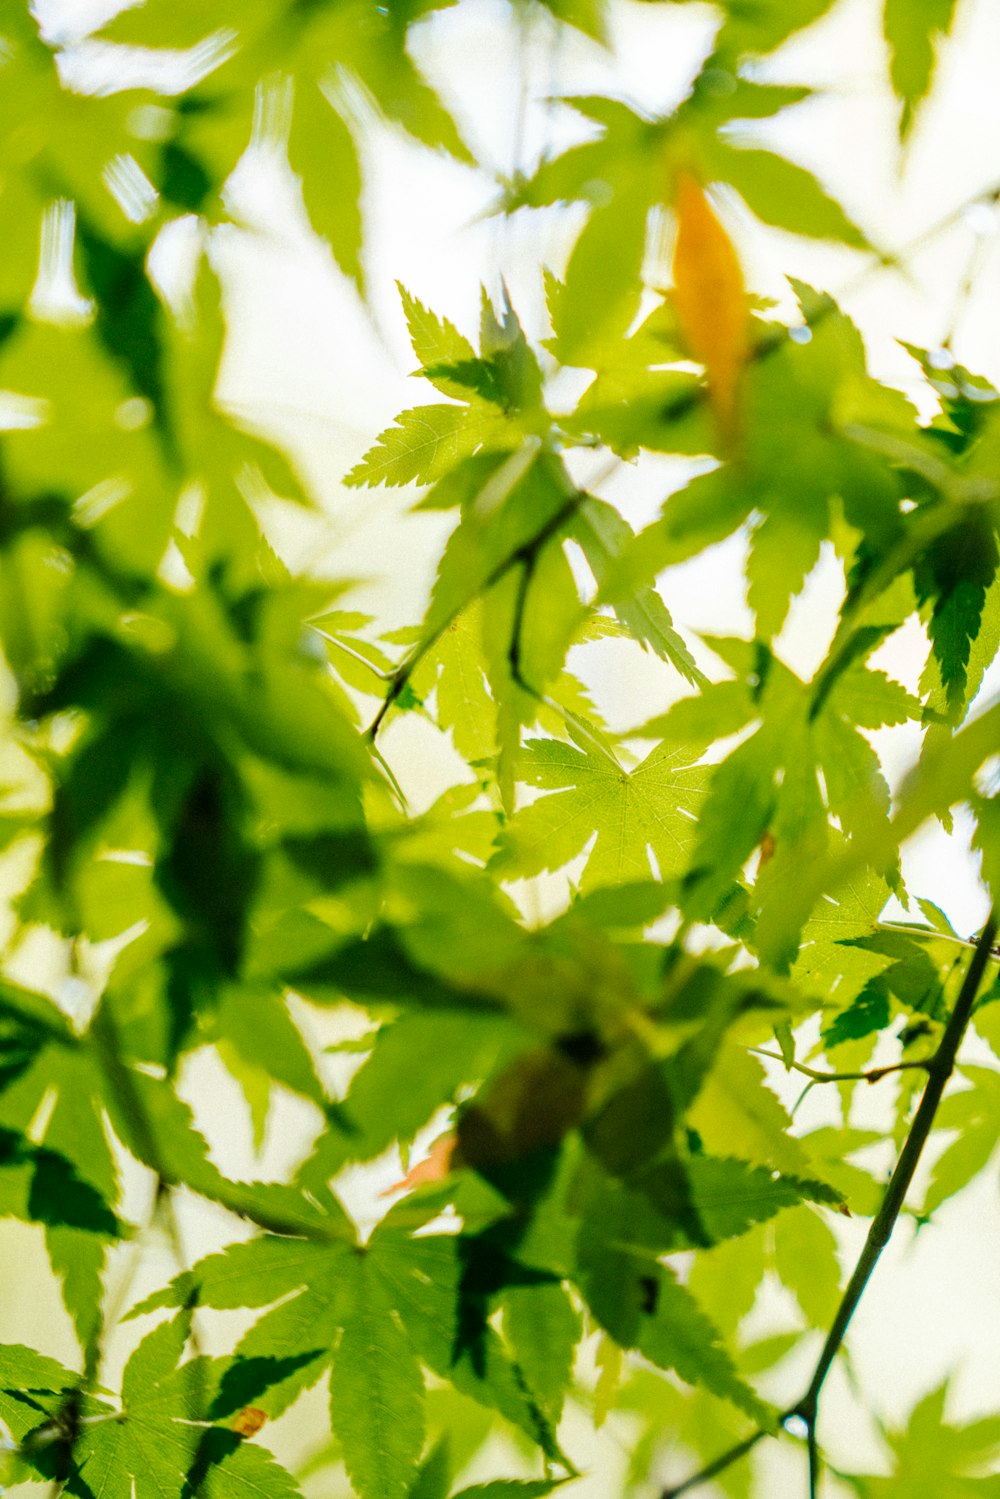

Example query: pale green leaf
[495,737,707,890]
[772,1205,841,1326]
[345,406,506,489]
[884,0,959,138]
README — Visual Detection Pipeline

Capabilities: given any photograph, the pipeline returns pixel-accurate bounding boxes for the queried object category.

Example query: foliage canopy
[0,1,999,1497]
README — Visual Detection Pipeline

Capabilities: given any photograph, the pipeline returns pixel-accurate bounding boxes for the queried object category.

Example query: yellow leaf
[671,171,750,445]
[232,1407,268,1439]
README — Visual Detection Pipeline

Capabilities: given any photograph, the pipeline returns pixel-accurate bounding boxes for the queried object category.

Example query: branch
[662,908,999,1499]
[661,1429,769,1499]
[750,1048,933,1085]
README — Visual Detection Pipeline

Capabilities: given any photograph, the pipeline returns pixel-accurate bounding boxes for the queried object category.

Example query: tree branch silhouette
[662,906,999,1499]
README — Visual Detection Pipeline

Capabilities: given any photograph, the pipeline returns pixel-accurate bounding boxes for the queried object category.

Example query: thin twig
[806,1418,820,1499]
[795,906,997,1412]
[662,909,999,1499]
[661,1428,769,1498]
[750,1048,933,1085]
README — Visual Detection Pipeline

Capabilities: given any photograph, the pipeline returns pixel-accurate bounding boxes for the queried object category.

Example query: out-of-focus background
[7,0,1000,1493]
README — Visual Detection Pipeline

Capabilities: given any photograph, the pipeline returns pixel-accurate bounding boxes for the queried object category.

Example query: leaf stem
[662,907,998,1499]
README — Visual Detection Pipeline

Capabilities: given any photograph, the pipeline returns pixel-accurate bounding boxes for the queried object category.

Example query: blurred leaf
[846,1380,1000,1496]
[884,0,959,139]
[671,172,749,444]
[290,80,365,289]
[772,1205,841,1326]
[706,145,868,247]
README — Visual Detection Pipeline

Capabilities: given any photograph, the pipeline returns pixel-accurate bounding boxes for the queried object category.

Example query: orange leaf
[671,171,749,445]
[232,1407,268,1439]
[380,1132,458,1197]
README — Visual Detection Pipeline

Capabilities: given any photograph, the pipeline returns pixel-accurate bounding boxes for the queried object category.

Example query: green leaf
[884,0,959,138]
[915,512,999,718]
[289,80,365,290]
[422,449,577,647]
[687,1156,819,1241]
[408,1440,452,1499]
[828,666,924,729]
[321,1010,526,1170]
[772,1205,841,1326]
[708,145,868,247]
[687,1046,811,1177]
[478,287,545,416]
[398,284,476,374]
[636,1269,772,1424]
[554,176,651,365]
[130,1235,349,1414]
[414,600,497,764]
[710,0,838,54]
[191,1432,304,1499]
[65,1317,301,1499]
[371,1226,567,1462]
[213,984,327,1116]
[577,1196,770,1423]
[502,1282,581,1424]
[345,406,503,489]
[570,498,704,684]
[495,737,708,891]
[536,0,608,43]
[846,1379,1000,1496]
[75,222,172,437]
[331,1253,426,1499]
[923,1067,1000,1215]
[822,983,891,1046]
[0,1342,81,1442]
[688,1227,768,1339]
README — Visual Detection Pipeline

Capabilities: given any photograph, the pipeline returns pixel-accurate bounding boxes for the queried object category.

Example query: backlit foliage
[0,3,998,1498]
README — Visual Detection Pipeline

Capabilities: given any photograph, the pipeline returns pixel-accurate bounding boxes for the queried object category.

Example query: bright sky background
[8,1,1000,1494]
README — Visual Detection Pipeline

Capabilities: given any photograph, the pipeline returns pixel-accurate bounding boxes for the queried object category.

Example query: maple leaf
[493,737,708,890]
[1,1321,300,1499]
[847,1380,1000,1497]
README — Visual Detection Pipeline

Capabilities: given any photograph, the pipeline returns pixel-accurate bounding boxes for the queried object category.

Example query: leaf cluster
[0,4,996,1499]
